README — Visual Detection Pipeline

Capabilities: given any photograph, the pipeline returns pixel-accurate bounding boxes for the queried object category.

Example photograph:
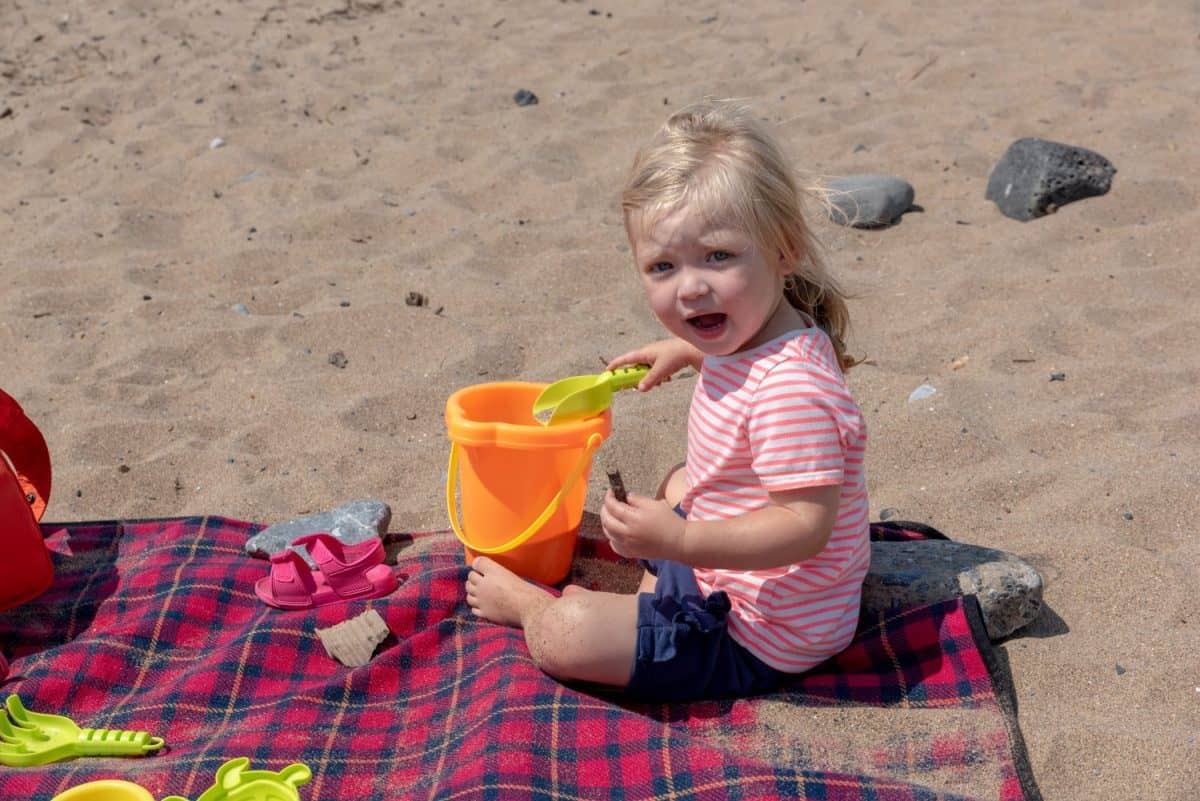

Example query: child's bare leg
[637,568,657,595]
[467,557,639,687]
[656,461,688,506]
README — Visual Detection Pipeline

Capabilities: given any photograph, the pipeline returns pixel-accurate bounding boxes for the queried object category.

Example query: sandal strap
[267,549,319,604]
[292,534,384,595]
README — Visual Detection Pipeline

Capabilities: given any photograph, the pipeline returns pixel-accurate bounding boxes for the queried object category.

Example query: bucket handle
[447,432,605,556]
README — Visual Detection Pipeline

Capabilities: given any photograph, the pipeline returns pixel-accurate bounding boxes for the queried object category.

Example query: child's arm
[606,338,703,391]
[601,483,841,570]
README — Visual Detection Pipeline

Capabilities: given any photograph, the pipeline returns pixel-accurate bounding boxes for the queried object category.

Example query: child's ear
[775,249,793,275]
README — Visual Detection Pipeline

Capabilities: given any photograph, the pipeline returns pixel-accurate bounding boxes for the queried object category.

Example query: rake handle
[78,727,164,755]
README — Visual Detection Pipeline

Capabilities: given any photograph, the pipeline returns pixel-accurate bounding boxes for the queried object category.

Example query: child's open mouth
[686,313,727,338]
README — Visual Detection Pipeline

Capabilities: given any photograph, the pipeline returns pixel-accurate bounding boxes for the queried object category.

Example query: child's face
[629,204,797,356]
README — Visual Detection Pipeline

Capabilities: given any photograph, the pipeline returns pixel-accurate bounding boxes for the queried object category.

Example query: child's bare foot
[465,556,555,627]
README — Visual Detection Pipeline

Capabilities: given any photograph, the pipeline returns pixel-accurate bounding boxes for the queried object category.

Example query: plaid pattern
[0,517,1039,801]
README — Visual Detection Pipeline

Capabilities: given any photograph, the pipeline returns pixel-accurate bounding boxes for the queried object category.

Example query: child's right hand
[607,338,703,391]
[600,489,686,562]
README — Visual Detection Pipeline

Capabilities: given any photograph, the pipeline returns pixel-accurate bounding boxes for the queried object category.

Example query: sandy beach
[3,1,1198,797]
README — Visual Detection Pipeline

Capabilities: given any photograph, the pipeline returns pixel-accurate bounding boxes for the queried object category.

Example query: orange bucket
[445,382,610,586]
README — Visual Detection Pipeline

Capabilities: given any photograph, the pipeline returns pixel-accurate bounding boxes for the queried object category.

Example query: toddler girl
[466,99,869,702]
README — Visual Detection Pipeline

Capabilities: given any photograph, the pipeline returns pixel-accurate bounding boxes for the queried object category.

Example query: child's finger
[600,490,625,530]
[606,349,652,371]
[644,365,678,391]
[604,490,632,522]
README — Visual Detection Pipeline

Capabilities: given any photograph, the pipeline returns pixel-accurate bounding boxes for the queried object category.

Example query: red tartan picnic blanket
[0,517,1040,801]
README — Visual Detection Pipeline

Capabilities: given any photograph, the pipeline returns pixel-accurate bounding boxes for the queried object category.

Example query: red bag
[0,388,54,613]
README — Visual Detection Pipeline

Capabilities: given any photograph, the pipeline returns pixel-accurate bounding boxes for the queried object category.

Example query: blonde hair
[622,99,857,370]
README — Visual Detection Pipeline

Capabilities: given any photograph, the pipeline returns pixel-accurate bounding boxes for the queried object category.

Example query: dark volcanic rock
[986,138,1116,221]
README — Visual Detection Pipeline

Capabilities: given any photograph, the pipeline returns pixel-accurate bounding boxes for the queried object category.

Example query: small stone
[329,351,348,369]
[513,89,539,107]
[825,175,915,227]
[878,507,900,521]
[245,499,392,563]
[231,303,250,315]
[985,138,1116,221]
[405,291,427,307]
[1115,663,1126,676]
[209,137,226,150]
[862,539,1044,640]
[907,383,936,403]
[1123,512,1134,521]
[1050,372,1066,381]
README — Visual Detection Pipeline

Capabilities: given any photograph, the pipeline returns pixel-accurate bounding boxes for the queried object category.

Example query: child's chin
[688,336,740,358]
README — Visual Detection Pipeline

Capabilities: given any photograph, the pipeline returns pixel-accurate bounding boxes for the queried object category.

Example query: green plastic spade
[532,365,650,425]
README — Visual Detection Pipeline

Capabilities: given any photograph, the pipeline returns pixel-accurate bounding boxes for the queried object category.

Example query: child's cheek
[645,286,678,326]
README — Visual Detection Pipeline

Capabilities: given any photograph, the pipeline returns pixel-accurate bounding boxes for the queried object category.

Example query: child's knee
[524,597,590,678]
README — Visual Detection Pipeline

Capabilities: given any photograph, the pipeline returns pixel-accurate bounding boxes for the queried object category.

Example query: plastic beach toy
[446,382,610,585]
[51,780,156,801]
[0,695,165,767]
[0,388,55,618]
[161,756,312,801]
[532,364,650,425]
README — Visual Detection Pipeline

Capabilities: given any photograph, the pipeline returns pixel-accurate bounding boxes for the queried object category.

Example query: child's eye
[646,261,674,274]
[709,250,733,263]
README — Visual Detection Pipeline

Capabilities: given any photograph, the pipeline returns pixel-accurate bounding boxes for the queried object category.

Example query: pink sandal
[255,534,397,610]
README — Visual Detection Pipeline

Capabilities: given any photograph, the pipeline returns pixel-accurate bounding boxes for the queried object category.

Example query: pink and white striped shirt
[682,326,870,673]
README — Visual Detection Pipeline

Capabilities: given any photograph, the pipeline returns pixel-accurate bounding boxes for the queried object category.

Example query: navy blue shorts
[624,558,789,702]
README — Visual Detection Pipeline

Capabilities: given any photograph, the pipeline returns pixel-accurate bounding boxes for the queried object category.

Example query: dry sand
[3,1,1198,798]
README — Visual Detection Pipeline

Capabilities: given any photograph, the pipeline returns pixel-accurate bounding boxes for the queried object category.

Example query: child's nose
[677,267,710,299]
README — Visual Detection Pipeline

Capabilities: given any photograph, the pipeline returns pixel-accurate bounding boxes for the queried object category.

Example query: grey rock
[245,500,391,564]
[863,539,1043,640]
[985,137,1115,221]
[825,175,915,227]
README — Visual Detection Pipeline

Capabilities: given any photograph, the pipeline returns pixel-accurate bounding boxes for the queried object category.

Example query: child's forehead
[627,200,751,243]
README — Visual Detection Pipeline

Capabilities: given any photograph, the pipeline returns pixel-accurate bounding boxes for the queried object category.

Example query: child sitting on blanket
[466,99,870,701]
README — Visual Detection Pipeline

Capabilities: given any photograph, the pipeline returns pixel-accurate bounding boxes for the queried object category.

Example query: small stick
[606,470,628,503]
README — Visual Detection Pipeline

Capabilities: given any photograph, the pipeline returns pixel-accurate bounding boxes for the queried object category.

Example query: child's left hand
[599,490,686,561]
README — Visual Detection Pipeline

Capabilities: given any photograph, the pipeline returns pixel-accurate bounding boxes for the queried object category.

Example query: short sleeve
[746,361,861,491]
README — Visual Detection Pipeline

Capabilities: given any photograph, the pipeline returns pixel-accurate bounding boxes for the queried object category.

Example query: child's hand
[606,338,703,391]
[599,490,686,561]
